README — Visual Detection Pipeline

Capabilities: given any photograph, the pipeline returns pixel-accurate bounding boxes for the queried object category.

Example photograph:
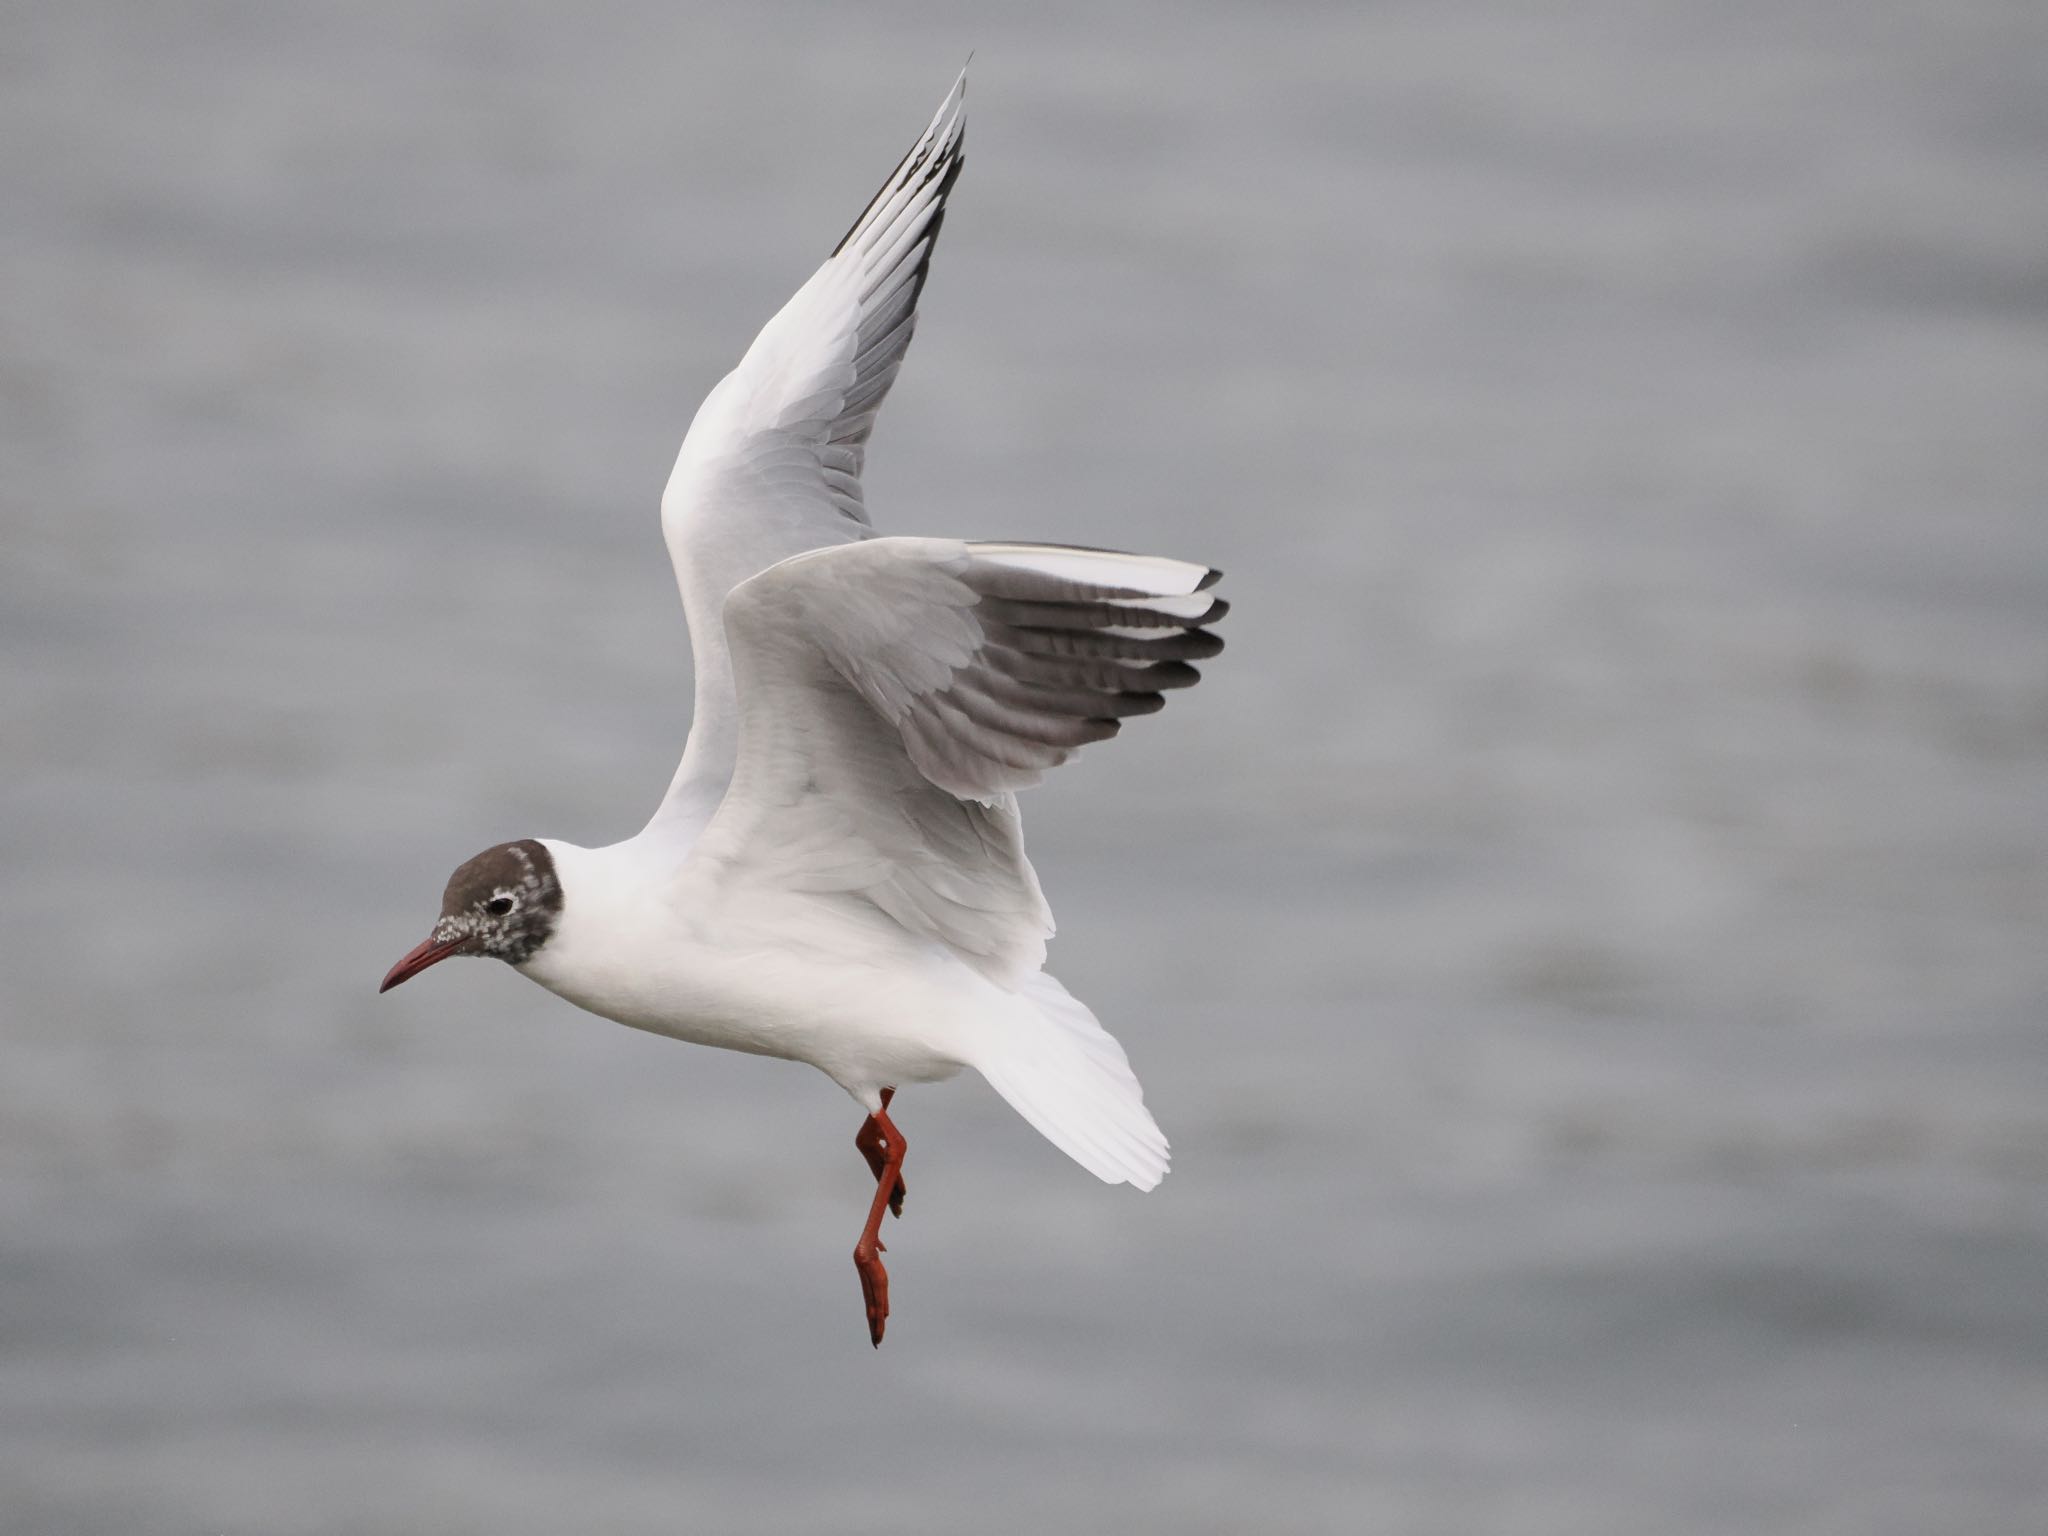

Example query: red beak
[379,935,465,993]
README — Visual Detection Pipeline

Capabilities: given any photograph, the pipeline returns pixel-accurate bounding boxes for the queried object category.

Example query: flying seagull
[379,70,1226,1346]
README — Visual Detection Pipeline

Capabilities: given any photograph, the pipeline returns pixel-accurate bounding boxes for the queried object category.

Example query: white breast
[517,837,976,1096]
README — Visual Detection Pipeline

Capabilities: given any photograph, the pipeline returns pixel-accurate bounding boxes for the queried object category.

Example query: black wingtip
[830,75,968,259]
[1195,566,1223,591]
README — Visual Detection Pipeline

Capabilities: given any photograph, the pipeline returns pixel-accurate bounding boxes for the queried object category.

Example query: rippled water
[5,3,2047,1531]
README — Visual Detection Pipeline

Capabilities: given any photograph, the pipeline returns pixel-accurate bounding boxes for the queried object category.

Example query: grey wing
[690,537,1226,982]
[646,72,968,838]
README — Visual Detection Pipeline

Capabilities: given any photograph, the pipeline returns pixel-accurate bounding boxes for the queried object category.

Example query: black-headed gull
[379,72,1226,1346]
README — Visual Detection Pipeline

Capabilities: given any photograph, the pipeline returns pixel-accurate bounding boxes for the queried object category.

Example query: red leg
[853,1086,906,1218]
[851,1090,907,1348]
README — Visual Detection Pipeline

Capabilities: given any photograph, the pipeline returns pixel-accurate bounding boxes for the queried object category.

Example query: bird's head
[379,838,563,992]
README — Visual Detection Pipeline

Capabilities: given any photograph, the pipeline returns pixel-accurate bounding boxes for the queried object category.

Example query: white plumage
[383,70,1224,1342]
[520,530,1223,1192]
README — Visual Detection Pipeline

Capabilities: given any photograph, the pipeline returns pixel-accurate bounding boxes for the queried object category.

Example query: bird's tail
[975,972,1170,1189]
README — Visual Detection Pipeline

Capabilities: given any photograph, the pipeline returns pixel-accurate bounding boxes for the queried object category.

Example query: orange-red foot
[851,1088,906,1348]
[853,1237,890,1347]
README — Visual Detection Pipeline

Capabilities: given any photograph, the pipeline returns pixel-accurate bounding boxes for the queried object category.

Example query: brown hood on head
[380,838,563,992]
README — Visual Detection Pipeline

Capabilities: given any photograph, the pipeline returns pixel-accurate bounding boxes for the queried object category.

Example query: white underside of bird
[523,796,1163,1185]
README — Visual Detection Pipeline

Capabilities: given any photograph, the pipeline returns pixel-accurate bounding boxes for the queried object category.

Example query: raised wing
[688,538,1226,983]
[645,73,968,841]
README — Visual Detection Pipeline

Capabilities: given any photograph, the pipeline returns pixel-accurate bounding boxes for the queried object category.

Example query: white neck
[520,836,692,1025]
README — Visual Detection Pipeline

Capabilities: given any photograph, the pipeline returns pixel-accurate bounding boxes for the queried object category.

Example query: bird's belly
[517,941,972,1094]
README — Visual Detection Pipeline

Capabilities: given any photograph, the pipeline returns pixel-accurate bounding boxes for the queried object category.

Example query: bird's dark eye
[485,896,515,917]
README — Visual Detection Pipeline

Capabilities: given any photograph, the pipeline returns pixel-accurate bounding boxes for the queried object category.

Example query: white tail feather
[975,972,1170,1189]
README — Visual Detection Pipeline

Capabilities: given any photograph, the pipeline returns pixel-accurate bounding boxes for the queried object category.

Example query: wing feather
[643,72,969,842]
[689,537,1225,981]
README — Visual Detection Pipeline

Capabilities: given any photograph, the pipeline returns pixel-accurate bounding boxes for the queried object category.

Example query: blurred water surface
[4,3,2047,1532]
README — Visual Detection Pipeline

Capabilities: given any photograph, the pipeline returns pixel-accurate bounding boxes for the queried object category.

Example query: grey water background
[5,2,2047,1531]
